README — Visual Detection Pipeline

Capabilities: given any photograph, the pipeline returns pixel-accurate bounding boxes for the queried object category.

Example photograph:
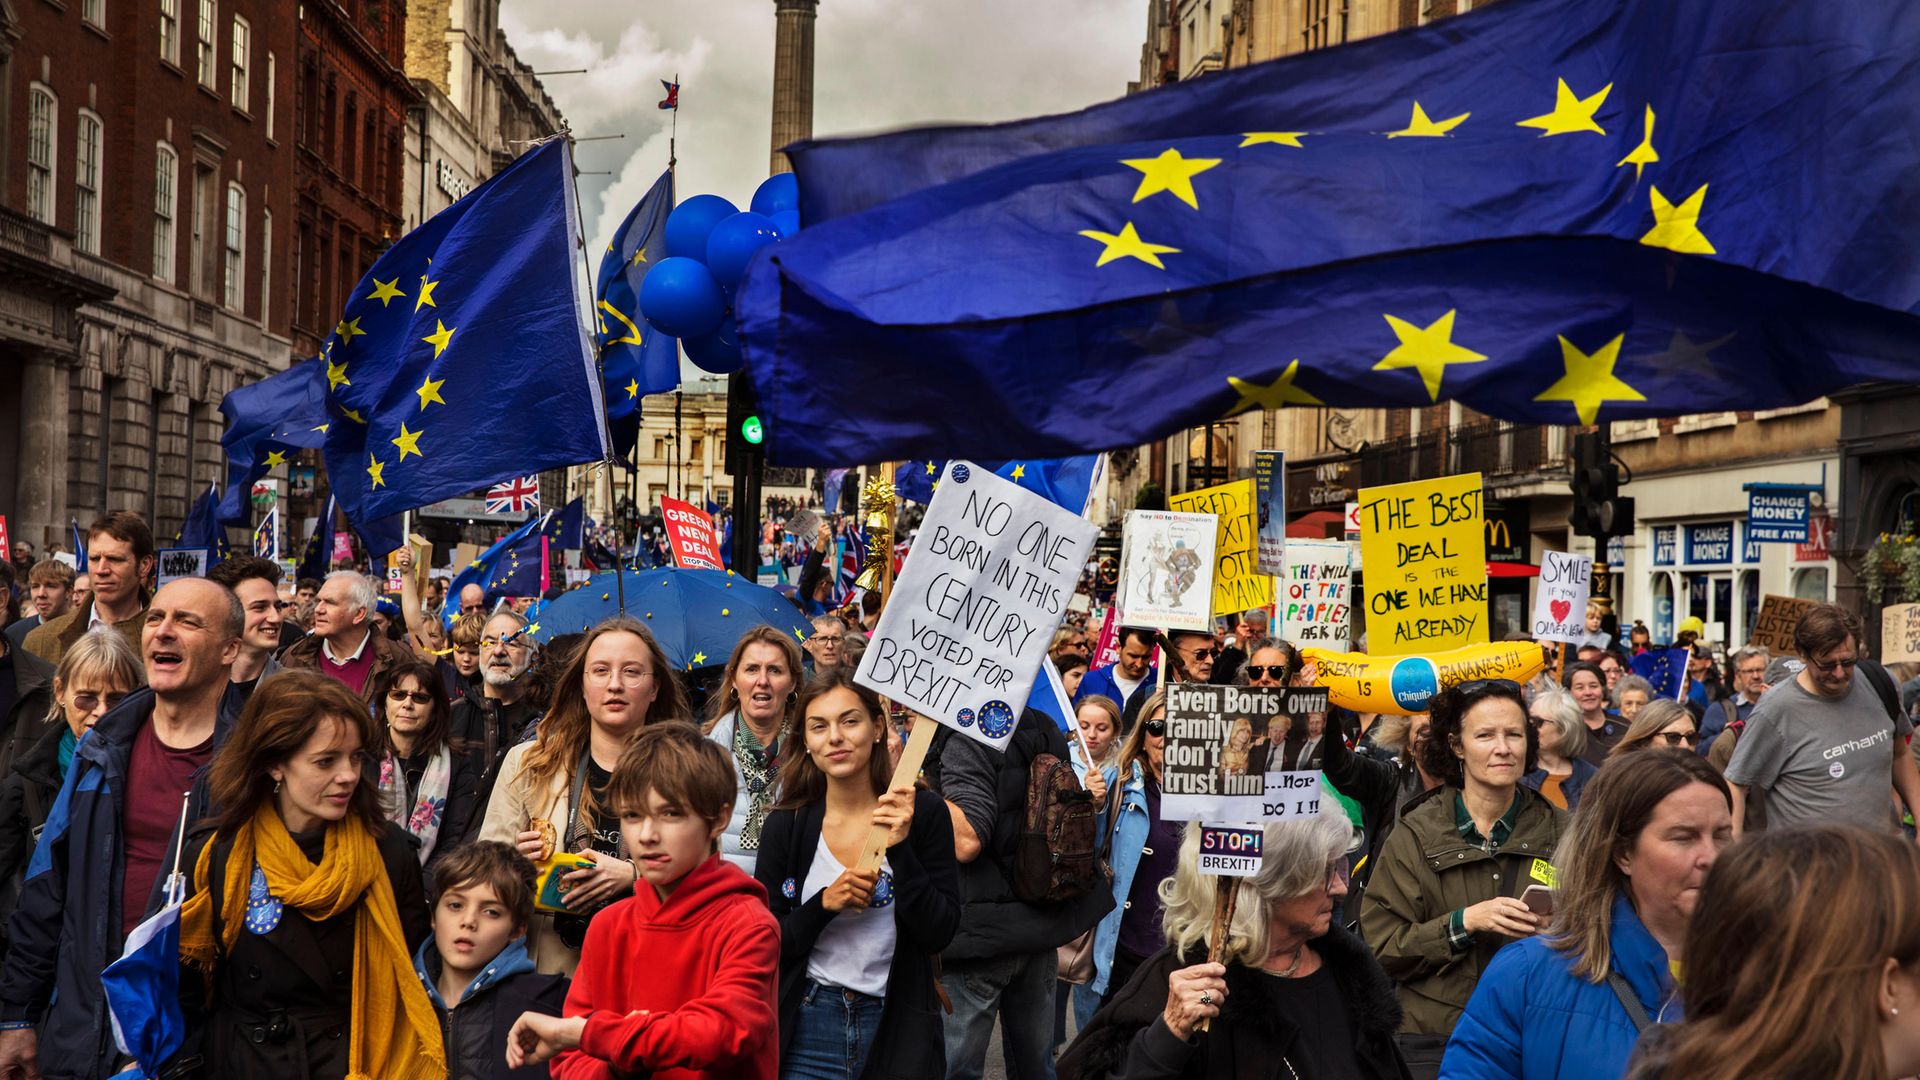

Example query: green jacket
[1359,784,1568,1036]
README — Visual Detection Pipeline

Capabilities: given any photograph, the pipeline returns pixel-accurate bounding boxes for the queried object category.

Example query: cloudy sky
[499,0,1146,264]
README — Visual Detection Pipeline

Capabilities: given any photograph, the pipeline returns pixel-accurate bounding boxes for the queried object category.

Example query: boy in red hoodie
[505,721,780,1080]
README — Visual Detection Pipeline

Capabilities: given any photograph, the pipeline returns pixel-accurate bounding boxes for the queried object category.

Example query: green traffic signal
[741,415,764,445]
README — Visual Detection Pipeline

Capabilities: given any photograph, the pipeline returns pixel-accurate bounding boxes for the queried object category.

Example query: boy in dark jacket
[415,841,569,1080]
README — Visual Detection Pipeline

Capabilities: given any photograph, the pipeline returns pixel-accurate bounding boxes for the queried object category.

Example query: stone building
[0,0,296,547]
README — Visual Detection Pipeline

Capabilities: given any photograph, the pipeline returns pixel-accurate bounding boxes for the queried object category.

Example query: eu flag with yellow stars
[320,138,610,521]
[737,0,1920,466]
[596,169,679,457]
[217,356,329,524]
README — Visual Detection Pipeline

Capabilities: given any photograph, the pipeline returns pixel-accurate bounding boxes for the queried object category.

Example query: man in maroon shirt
[279,570,406,703]
[0,576,243,1080]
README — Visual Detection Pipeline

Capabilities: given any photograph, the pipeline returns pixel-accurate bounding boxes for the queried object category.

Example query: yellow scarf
[179,804,445,1080]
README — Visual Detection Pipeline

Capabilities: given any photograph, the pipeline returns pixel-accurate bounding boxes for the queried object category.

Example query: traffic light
[727,371,765,570]
[726,371,764,452]
[1568,432,1634,539]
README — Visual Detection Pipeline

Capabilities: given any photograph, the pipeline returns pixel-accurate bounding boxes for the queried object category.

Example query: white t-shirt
[1112,669,1146,705]
[800,838,896,997]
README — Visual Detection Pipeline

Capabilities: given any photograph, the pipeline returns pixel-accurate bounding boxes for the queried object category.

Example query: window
[260,208,271,324]
[224,182,245,310]
[26,87,60,226]
[153,144,178,281]
[83,0,104,28]
[342,97,357,180]
[74,111,103,255]
[191,163,215,296]
[230,16,250,109]
[196,0,217,90]
[264,52,275,138]
[160,0,179,64]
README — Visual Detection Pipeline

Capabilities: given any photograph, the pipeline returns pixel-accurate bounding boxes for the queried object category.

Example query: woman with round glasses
[1060,812,1410,1080]
[371,656,477,868]
[1361,679,1569,1073]
[1609,700,1698,759]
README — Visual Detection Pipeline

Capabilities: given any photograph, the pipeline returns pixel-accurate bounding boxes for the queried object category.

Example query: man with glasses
[449,609,541,809]
[805,614,849,673]
[1699,645,1769,759]
[1168,628,1218,684]
[206,555,290,701]
[1726,604,1920,836]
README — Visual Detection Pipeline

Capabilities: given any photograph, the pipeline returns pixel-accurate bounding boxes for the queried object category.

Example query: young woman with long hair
[174,671,441,1080]
[478,616,687,973]
[753,668,960,1080]
[372,656,477,866]
[703,625,806,875]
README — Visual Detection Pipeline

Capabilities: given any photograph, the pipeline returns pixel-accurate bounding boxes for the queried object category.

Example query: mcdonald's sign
[1484,500,1529,562]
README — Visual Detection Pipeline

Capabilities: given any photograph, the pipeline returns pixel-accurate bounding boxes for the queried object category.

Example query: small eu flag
[320,138,609,522]
[596,169,680,457]
[450,512,551,602]
[177,486,232,562]
[217,356,328,524]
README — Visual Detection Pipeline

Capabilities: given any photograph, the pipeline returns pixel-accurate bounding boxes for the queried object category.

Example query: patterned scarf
[180,804,445,1080]
[376,747,452,865]
[733,716,779,851]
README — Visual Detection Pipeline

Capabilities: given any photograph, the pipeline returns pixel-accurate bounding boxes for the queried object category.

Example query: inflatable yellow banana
[1300,641,1548,715]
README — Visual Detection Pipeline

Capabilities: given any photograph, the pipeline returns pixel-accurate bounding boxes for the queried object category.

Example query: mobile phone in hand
[1520,883,1555,918]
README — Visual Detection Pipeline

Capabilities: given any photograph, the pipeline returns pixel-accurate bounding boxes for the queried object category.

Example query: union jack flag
[658,79,679,111]
[485,475,541,515]
[832,526,863,607]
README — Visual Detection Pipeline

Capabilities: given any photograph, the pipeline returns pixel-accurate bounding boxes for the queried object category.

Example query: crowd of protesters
[0,509,1917,1080]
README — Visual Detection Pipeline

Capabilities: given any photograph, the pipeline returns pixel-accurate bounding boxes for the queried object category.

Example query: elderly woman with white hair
[1059,813,1410,1080]
[1523,688,1597,811]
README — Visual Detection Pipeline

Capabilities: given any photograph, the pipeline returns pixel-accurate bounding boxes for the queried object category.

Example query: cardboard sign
[1116,509,1216,633]
[1254,451,1286,575]
[1198,826,1264,877]
[1356,472,1488,655]
[1883,603,1920,664]
[855,461,1098,750]
[1169,479,1272,616]
[1280,539,1352,651]
[1530,551,1592,645]
[1162,682,1327,822]
[661,497,725,571]
[1750,594,1821,655]
[156,547,211,587]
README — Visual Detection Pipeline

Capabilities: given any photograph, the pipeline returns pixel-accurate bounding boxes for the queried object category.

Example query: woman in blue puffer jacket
[1441,751,1732,1080]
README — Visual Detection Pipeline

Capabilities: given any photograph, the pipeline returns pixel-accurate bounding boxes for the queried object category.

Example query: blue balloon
[705,212,782,289]
[750,173,799,217]
[770,209,802,237]
[663,194,739,260]
[638,257,726,339]
[683,317,744,375]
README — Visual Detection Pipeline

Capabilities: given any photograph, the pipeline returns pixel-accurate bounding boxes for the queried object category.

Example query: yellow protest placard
[1169,479,1272,616]
[1356,472,1488,654]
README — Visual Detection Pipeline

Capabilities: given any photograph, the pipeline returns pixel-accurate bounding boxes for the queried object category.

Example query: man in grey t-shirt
[1726,604,1920,835]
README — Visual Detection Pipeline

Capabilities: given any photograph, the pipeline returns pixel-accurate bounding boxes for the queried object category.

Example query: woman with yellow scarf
[173,671,443,1079]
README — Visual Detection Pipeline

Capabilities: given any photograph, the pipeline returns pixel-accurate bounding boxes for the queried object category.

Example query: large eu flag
[737,0,1920,466]
[321,138,609,521]
[596,170,680,457]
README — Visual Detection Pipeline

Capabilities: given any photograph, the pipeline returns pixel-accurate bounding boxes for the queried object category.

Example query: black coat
[447,688,540,813]
[754,788,962,1080]
[174,821,430,1080]
[0,644,55,779]
[1058,926,1411,1080]
[0,719,71,942]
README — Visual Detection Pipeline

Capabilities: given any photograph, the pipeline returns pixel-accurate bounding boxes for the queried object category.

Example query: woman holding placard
[1360,679,1568,1076]
[754,669,959,1080]
[1071,689,1182,1031]
[1059,811,1409,1080]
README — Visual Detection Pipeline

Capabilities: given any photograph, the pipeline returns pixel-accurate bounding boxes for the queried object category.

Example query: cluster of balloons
[638,174,801,374]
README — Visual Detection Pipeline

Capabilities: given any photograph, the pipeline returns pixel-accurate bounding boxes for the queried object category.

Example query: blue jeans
[939,949,1057,1080]
[783,980,885,1080]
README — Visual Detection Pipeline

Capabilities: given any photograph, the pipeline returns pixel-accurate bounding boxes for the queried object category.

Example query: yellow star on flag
[367,277,406,306]
[1373,309,1487,401]
[311,423,329,434]
[690,651,707,667]
[263,450,287,468]
[1078,222,1180,269]
[926,462,937,474]
[422,320,457,358]
[1640,184,1715,254]
[1534,333,1646,425]
[1617,105,1659,182]
[335,316,365,344]
[1225,359,1324,417]
[1516,79,1612,137]
[415,375,446,411]
[390,422,424,460]
[625,379,640,400]
[1010,464,1027,480]
[367,454,387,489]
[326,357,351,391]
[1386,102,1469,138]
[415,275,440,312]
[1239,132,1306,148]
[1120,148,1221,209]
[341,408,365,424]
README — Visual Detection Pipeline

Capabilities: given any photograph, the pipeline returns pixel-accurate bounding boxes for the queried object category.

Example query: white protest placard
[1162,682,1328,822]
[1115,510,1216,633]
[1531,551,1592,644]
[855,461,1099,750]
[1280,539,1352,651]
[156,547,212,587]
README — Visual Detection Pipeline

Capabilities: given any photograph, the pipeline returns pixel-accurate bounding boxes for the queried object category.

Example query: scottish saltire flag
[738,0,1920,465]
[450,511,551,600]
[177,486,232,561]
[102,872,186,1078]
[70,519,86,573]
[217,357,328,523]
[597,170,680,459]
[320,138,609,521]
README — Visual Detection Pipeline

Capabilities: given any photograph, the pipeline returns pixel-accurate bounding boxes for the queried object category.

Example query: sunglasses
[71,691,128,714]
[386,690,436,705]
[1808,655,1857,674]
[1243,665,1289,681]
[1655,730,1698,747]
[1142,719,1166,737]
[1184,646,1220,659]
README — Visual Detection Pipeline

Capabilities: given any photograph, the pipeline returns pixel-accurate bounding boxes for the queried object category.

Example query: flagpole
[166,792,192,901]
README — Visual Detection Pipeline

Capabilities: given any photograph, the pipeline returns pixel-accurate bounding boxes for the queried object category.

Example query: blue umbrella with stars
[523,568,813,671]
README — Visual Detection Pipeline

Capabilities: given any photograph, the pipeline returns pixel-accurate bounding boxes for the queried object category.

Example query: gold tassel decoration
[856,476,897,590]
